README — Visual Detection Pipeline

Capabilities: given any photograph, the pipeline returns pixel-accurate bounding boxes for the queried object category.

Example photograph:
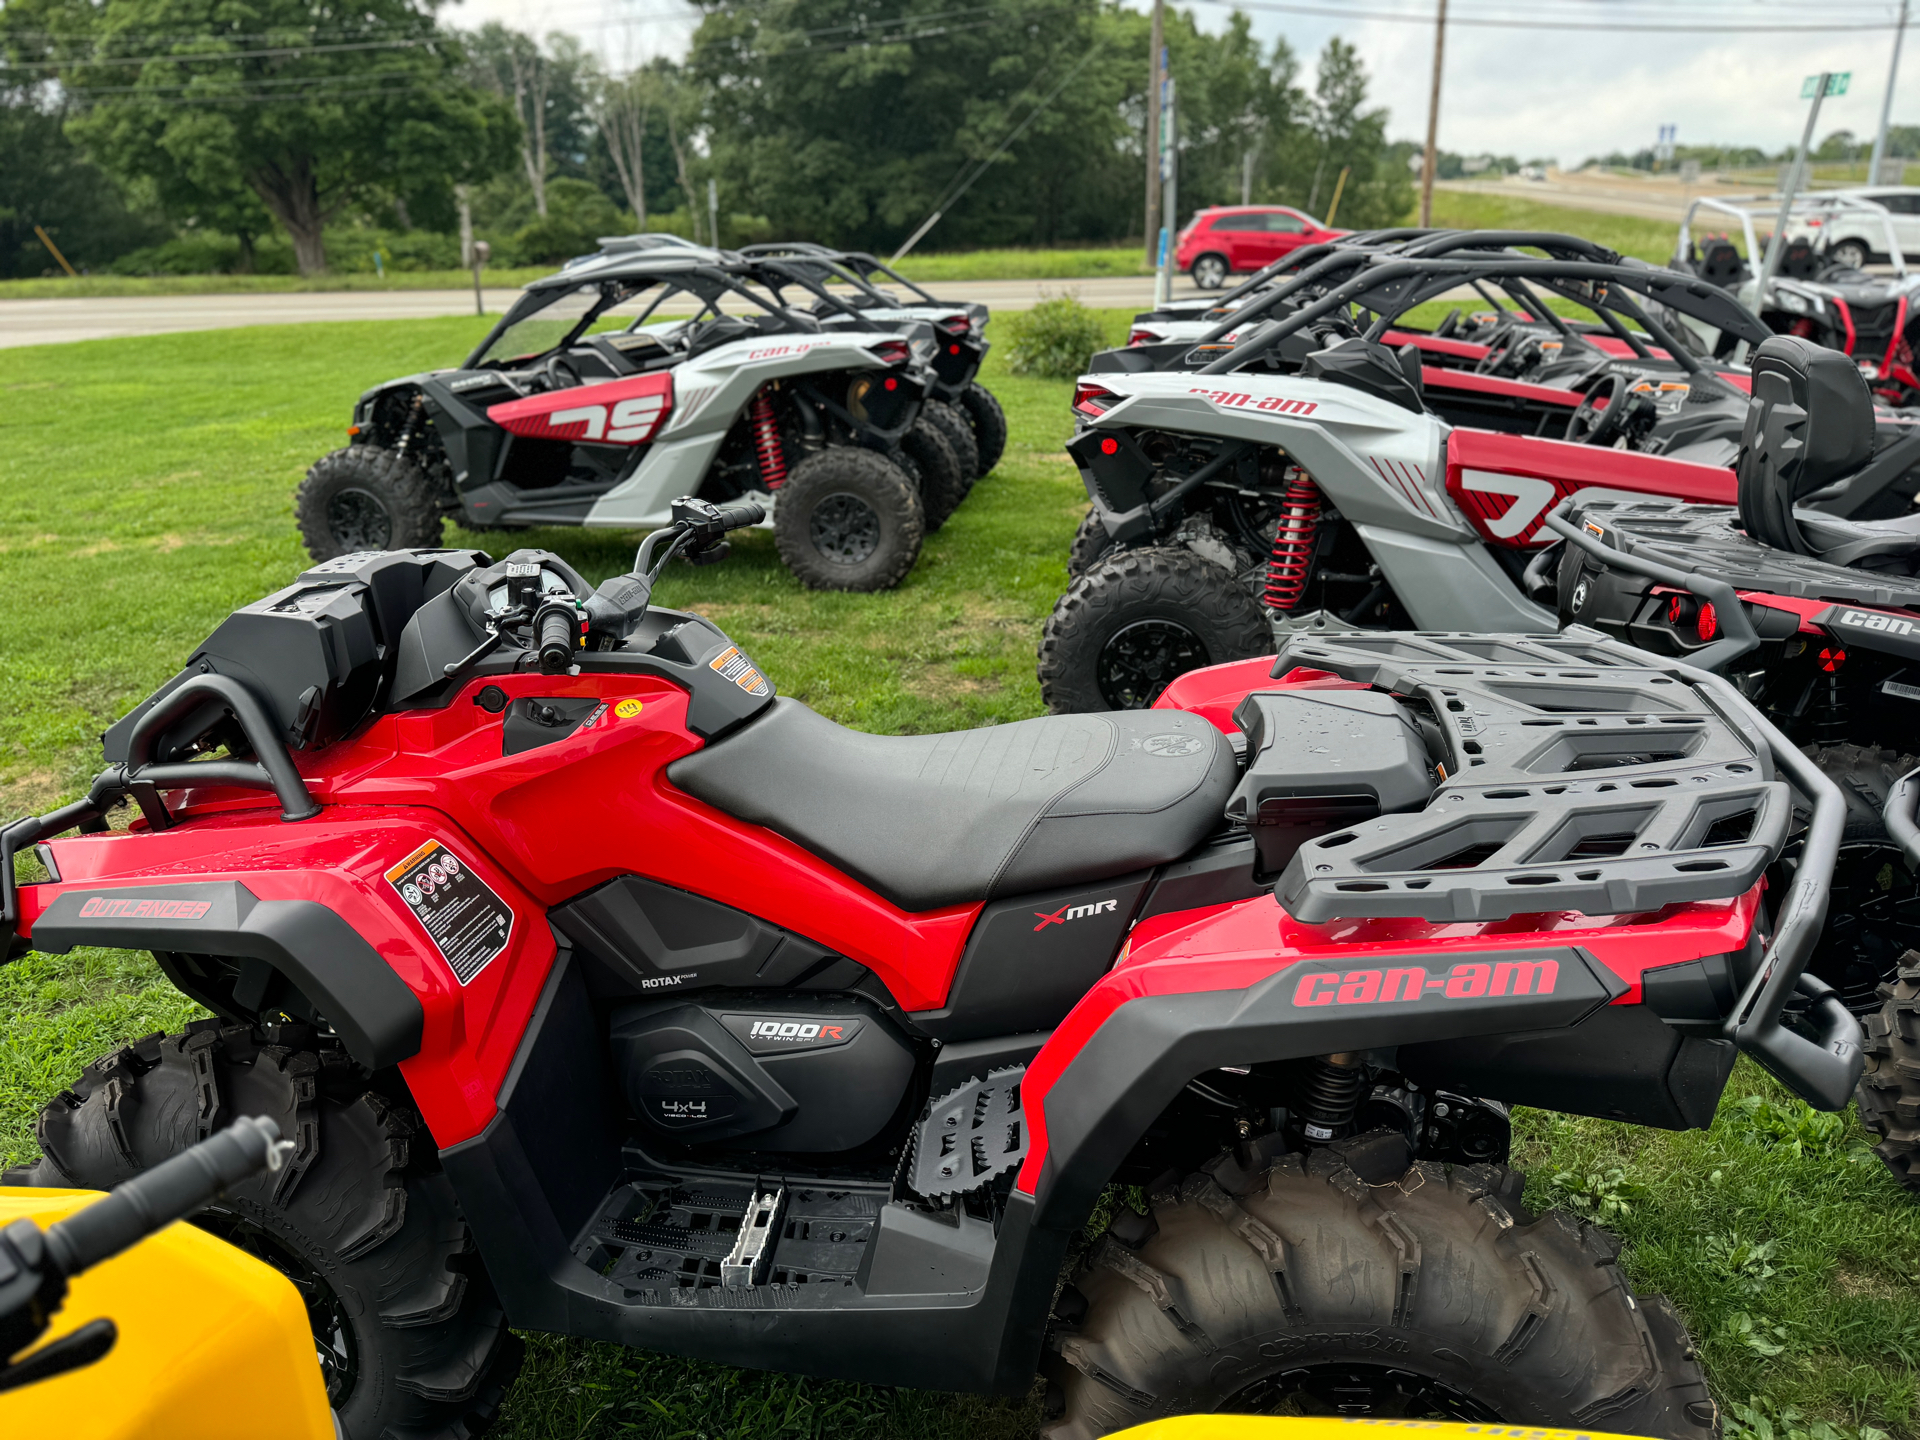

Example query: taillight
[938,315,971,335]
[1696,602,1718,642]
[870,338,912,366]
[1128,329,1156,346]
[1666,594,1691,626]
[1073,383,1118,417]
[1819,645,1846,672]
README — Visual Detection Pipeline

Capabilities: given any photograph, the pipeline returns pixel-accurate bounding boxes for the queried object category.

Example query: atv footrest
[576,1172,883,1299]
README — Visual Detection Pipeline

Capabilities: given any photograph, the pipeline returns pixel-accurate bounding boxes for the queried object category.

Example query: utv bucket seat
[1737,334,1919,571]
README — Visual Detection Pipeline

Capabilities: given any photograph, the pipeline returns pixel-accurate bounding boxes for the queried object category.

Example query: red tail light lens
[1073,383,1118,417]
[870,338,912,366]
[1819,645,1846,672]
[1666,594,1691,626]
[1696,602,1718,642]
[1128,329,1156,347]
[939,315,971,335]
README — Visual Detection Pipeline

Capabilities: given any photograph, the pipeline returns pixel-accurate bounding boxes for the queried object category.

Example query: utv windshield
[467,283,630,368]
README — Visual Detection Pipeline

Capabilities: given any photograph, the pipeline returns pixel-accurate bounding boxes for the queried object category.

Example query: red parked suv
[1175,205,1342,289]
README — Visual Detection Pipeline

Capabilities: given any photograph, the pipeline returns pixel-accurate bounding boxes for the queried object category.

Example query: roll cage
[1677,192,1909,284]
[1189,248,1770,390]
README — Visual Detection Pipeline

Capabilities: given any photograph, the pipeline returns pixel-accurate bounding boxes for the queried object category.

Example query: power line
[1188,0,1914,31]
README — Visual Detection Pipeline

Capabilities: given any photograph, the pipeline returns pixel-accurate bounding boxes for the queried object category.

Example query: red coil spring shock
[750,388,788,491]
[1263,469,1321,612]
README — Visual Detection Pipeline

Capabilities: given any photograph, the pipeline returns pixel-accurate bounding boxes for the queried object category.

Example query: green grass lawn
[1424,191,1681,262]
[0,313,1915,1438]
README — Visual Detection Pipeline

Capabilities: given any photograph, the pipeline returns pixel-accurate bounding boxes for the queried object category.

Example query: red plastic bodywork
[1445,427,1737,547]
[1014,882,1761,1195]
[19,670,978,1148]
[487,372,673,446]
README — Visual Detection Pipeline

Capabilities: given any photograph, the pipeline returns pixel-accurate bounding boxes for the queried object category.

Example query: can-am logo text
[1034,898,1120,931]
[1837,609,1917,638]
[1189,387,1318,416]
[1291,958,1559,1006]
[76,896,213,920]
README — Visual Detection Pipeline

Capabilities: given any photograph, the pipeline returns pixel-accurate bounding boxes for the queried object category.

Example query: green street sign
[1801,72,1851,98]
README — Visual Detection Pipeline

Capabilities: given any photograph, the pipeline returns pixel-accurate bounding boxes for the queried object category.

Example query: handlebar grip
[42,1116,284,1280]
[712,501,766,531]
[536,605,579,674]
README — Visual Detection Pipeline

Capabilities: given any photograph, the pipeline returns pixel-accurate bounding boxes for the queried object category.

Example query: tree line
[0,0,1410,279]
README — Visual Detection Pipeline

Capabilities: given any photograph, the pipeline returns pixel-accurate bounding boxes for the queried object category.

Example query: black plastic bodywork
[30,881,422,1069]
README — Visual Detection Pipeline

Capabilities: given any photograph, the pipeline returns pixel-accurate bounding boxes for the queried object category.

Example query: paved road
[0,274,1202,349]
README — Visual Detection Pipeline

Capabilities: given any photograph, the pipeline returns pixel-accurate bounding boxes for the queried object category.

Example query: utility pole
[1242,147,1254,206]
[708,178,720,251]
[1763,72,1833,284]
[1145,0,1164,266]
[1419,0,1448,228]
[1157,77,1177,305]
[1869,0,1911,185]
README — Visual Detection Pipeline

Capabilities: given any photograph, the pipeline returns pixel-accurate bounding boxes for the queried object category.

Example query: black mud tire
[1043,1135,1717,1439]
[1803,743,1919,1014]
[1067,510,1115,578]
[297,445,445,562]
[1858,952,1919,1192]
[1038,547,1273,713]
[18,1021,520,1439]
[774,446,924,592]
[956,381,1008,476]
[896,415,970,531]
[924,400,983,485]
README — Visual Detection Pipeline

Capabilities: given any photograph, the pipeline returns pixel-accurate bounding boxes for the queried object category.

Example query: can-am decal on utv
[2,485,1860,1436]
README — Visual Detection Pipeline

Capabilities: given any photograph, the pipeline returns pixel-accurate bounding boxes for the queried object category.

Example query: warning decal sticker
[385,840,513,985]
[707,645,771,696]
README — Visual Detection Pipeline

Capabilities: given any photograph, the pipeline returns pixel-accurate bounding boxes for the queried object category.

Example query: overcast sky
[444,0,1920,168]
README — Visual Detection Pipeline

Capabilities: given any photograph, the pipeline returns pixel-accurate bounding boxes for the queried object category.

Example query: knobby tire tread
[297,445,446,563]
[1043,1136,1716,1440]
[20,1020,519,1439]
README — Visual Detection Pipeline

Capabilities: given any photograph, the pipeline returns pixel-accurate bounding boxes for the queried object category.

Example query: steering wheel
[537,353,581,391]
[1564,373,1631,446]
[1473,323,1522,375]
[1434,308,1462,340]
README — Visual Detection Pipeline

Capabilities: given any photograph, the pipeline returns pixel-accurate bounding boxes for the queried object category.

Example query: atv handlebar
[535,601,581,676]
[41,1116,290,1281]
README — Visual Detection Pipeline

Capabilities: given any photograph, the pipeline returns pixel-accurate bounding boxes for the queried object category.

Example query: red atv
[2,499,1861,1437]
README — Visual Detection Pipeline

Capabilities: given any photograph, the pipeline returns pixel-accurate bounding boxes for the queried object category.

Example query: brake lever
[441,606,526,678]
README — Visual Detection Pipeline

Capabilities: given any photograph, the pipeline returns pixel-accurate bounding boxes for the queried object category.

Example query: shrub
[504,178,628,267]
[1001,293,1106,379]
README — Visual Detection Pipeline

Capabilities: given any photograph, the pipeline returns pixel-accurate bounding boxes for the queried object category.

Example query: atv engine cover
[610,993,915,1153]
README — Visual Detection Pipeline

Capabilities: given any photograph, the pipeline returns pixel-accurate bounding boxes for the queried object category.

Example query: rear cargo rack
[1262,626,1857,1110]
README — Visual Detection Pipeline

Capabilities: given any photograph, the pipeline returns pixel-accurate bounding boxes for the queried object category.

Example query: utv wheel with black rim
[896,415,970,530]
[1190,253,1230,290]
[298,445,446,562]
[1038,547,1273,713]
[956,381,1008,476]
[774,447,924,591]
[1858,952,1919,1192]
[18,1021,521,1438]
[1043,1133,1717,1439]
[923,400,982,484]
[1067,510,1115,578]
[1803,744,1919,1014]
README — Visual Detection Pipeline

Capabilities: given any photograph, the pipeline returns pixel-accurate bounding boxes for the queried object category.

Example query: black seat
[1737,334,1918,570]
[1779,238,1820,280]
[668,700,1238,911]
[1697,238,1749,290]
